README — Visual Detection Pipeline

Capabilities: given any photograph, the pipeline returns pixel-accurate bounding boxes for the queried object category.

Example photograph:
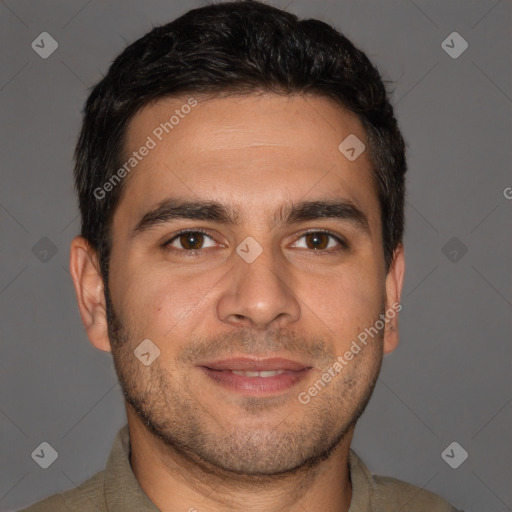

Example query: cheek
[112,246,384,352]
[120,268,218,341]
[303,261,384,343]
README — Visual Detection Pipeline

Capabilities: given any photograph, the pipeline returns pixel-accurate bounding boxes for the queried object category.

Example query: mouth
[197,357,313,396]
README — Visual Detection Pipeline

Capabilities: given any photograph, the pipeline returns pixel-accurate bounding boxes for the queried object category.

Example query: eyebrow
[131,198,371,238]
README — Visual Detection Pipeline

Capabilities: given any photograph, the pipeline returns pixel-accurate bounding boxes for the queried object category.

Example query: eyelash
[161,229,348,256]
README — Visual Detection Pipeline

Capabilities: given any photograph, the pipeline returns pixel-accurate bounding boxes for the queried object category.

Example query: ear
[383,244,405,355]
[69,236,112,353]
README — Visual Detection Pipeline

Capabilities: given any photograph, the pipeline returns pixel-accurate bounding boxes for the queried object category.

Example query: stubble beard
[105,284,384,478]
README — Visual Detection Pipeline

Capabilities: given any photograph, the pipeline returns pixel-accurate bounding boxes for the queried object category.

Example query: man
[21,1,459,510]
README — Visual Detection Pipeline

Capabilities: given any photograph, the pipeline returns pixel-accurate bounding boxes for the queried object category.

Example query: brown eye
[179,232,205,250]
[164,230,217,252]
[292,231,347,253]
[304,232,329,250]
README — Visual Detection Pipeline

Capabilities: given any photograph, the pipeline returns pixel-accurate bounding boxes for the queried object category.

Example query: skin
[70,92,405,512]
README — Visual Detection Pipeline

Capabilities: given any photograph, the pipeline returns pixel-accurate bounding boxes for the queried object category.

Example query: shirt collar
[104,425,159,511]
[347,449,373,511]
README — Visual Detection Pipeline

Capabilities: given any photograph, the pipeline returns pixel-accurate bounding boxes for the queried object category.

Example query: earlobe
[69,236,112,353]
[383,244,405,355]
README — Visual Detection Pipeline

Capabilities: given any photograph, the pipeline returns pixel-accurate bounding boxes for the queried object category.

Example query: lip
[199,357,310,372]
[197,357,313,396]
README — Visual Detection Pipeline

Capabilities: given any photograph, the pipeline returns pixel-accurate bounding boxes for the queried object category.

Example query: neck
[127,409,354,512]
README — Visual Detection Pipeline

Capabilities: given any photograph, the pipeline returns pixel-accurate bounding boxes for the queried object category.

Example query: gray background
[1,1,511,511]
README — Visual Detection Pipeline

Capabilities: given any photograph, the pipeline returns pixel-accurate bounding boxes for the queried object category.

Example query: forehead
[116,92,379,230]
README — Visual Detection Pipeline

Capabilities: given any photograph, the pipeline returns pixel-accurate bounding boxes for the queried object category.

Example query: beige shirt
[19,425,459,511]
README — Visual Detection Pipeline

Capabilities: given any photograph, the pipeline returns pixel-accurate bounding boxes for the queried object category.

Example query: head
[70,0,406,477]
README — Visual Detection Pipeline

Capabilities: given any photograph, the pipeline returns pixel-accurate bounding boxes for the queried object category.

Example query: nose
[216,243,301,330]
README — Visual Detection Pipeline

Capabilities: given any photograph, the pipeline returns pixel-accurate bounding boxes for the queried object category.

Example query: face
[75,92,404,476]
